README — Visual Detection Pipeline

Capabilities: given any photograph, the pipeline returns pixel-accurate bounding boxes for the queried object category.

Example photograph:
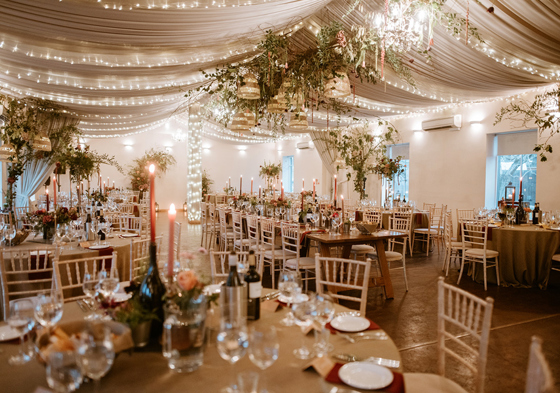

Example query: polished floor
[160,213,560,393]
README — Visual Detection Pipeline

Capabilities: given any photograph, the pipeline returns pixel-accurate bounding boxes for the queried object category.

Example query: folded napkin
[326,362,405,393]
[326,318,380,334]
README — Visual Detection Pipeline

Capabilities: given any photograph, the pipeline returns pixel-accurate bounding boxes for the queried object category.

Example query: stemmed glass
[56,223,67,251]
[82,271,99,320]
[35,288,64,334]
[5,224,16,246]
[506,208,516,228]
[278,270,302,326]
[331,215,342,235]
[46,351,83,393]
[77,322,115,393]
[7,299,35,365]
[312,294,335,357]
[216,318,249,392]
[248,325,279,392]
[292,297,316,359]
[97,268,119,302]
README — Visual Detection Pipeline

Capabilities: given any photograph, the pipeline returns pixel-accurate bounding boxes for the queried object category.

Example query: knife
[331,353,400,369]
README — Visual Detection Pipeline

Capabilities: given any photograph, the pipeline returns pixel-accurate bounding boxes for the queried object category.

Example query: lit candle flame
[149,164,155,173]
[169,203,176,214]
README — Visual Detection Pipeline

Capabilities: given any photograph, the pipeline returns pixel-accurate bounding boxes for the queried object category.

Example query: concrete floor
[159,214,560,393]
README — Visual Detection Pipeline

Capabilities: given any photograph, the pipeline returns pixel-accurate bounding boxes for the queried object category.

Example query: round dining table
[0,292,402,392]
[472,225,560,289]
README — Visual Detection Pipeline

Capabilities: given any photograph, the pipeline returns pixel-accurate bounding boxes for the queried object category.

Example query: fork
[332,353,400,369]
[336,331,388,343]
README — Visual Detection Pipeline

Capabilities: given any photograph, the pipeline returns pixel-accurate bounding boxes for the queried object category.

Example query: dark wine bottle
[244,251,261,321]
[532,203,540,225]
[139,243,166,340]
[99,209,106,223]
[96,201,102,217]
[226,251,242,287]
[97,229,106,241]
[515,195,525,225]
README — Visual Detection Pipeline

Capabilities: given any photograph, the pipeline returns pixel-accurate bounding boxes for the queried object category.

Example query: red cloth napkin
[415,213,422,225]
[325,318,380,334]
[326,362,405,393]
[300,229,326,244]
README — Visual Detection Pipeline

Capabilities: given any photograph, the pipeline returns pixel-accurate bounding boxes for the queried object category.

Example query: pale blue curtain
[16,160,55,208]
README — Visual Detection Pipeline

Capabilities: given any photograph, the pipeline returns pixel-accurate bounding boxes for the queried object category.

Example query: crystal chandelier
[369,1,425,53]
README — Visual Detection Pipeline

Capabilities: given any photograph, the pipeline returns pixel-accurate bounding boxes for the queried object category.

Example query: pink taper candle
[240,175,242,194]
[52,176,57,206]
[341,195,345,220]
[149,164,156,242]
[334,175,337,207]
[251,178,253,195]
[46,188,50,211]
[259,186,261,199]
[302,178,305,189]
[281,186,284,200]
[168,203,176,278]
[313,179,316,200]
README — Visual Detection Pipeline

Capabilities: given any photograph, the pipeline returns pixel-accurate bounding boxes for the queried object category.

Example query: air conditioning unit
[296,141,311,150]
[422,115,462,131]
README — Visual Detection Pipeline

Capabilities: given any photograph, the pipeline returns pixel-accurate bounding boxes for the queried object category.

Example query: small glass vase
[43,226,55,241]
[163,295,207,373]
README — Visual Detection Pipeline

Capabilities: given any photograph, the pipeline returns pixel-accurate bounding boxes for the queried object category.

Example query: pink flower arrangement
[177,270,199,291]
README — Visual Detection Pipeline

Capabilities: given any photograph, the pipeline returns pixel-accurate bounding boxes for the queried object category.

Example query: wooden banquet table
[307,231,408,300]
[471,225,560,289]
[0,291,402,393]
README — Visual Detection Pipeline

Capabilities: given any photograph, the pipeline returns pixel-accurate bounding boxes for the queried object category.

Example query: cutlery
[261,291,280,301]
[336,331,388,343]
[76,300,88,313]
[332,353,400,369]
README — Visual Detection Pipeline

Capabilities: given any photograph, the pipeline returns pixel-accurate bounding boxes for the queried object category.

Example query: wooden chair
[200,201,208,247]
[0,249,53,320]
[54,253,117,302]
[423,202,436,210]
[209,250,263,284]
[393,211,413,256]
[442,211,465,276]
[14,206,29,229]
[119,215,143,235]
[403,277,494,393]
[314,254,371,316]
[458,219,500,291]
[246,215,260,251]
[260,217,284,289]
[130,236,163,282]
[232,211,250,253]
[413,206,440,256]
[524,336,555,393]
[119,203,137,215]
[457,209,475,223]
[207,203,220,250]
[280,222,315,290]
[218,208,234,251]
[375,216,409,291]
[350,209,380,259]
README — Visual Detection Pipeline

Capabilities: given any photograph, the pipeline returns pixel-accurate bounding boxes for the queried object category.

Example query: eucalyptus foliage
[128,148,176,192]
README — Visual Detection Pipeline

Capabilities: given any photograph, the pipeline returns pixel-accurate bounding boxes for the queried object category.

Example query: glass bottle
[244,251,261,321]
[139,243,166,340]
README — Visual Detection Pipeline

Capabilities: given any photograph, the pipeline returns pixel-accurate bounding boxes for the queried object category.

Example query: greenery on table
[128,148,176,192]
[57,145,123,184]
[0,96,80,211]
[326,122,402,199]
[114,287,159,329]
[201,170,214,198]
[495,85,560,162]
[27,206,78,232]
[259,161,282,188]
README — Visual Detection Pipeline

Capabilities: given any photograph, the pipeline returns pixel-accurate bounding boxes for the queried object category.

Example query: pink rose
[198,247,208,255]
[180,251,196,260]
[177,270,198,291]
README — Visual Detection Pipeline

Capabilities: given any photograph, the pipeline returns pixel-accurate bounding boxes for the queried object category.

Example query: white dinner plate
[119,233,139,238]
[0,324,21,342]
[88,244,111,250]
[112,293,132,302]
[330,315,370,332]
[339,362,394,390]
[278,293,309,304]
[203,284,222,296]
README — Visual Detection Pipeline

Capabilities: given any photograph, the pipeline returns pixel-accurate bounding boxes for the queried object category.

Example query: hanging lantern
[230,112,250,131]
[32,131,52,152]
[289,110,308,130]
[237,73,260,100]
[0,141,17,162]
[267,96,286,114]
[324,70,351,98]
[244,111,256,127]
[276,79,293,104]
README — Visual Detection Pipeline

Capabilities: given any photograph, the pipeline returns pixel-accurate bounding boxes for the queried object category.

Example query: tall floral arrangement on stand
[128,149,176,193]
[259,161,282,190]
[327,122,400,200]
[0,96,80,212]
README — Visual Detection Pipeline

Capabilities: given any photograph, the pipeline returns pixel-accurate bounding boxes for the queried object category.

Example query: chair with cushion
[413,205,441,256]
[0,249,53,320]
[247,215,261,251]
[551,254,560,272]
[260,218,284,289]
[403,277,494,393]
[281,222,315,290]
[458,219,500,291]
[232,211,250,253]
[524,336,555,393]
[315,254,371,315]
[442,211,465,276]
[350,210,381,259]
[54,253,117,302]
[218,208,234,251]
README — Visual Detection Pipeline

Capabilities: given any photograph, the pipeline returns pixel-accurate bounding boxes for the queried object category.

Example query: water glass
[312,294,335,357]
[248,325,279,370]
[5,224,16,246]
[237,371,260,393]
[8,299,35,365]
[46,351,83,393]
[82,272,99,320]
[217,315,249,392]
[35,289,64,332]
[292,299,316,359]
[77,322,115,393]
[278,270,302,326]
[98,268,119,301]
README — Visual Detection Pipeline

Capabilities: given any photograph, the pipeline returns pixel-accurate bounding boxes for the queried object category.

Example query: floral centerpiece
[27,207,78,239]
[266,197,291,209]
[259,161,282,190]
[128,148,176,194]
[373,155,405,179]
[232,193,251,203]
[223,185,236,195]
[90,190,108,203]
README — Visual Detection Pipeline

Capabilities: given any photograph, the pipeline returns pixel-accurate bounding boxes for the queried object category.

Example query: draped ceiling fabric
[0,0,558,138]
[16,161,55,208]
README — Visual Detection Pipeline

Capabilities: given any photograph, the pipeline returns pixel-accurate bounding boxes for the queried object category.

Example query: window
[493,131,538,208]
[282,155,294,193]
[382,144,410,204]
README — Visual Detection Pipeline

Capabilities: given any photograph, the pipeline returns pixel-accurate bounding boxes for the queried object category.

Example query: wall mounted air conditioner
[422,115,462,131]
[296,141,311,149]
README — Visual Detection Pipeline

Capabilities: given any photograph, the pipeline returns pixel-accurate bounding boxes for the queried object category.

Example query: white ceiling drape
[0,0,558,137]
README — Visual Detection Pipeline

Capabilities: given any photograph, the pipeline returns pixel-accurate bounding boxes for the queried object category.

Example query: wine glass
[5,224,16,246]
[292,297,316,359]
[216,318,249,392]
[248,325,279,392]
[506,208,516,228]
[46,351,83,393]
[312,294,335,357]
[97,268,119,301]
[35,288,64,333]
[56,223,67,251]
[77,322,115,393]
[331,215,342,235]
[7,299,35,365]
[278,270,302,326]
[82,271,99,320]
